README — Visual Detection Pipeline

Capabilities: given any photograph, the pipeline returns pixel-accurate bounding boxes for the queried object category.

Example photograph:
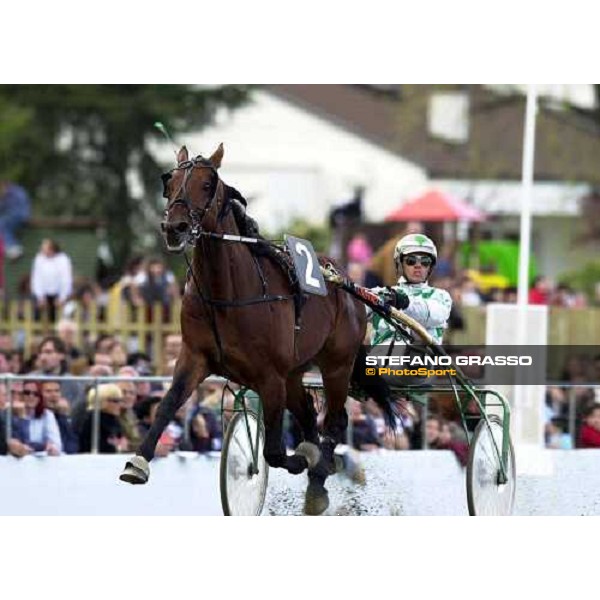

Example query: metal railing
[545,382,600,449]
[5,373,597,456]
[1,374,229,455]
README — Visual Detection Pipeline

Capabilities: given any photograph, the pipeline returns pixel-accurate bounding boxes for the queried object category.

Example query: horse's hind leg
[285,373,327,504]
[119,348,206,484]
[302,363,354,515]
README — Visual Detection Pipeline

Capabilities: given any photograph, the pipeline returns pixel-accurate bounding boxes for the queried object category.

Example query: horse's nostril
[160,222,167,232]
[176,222,190,233]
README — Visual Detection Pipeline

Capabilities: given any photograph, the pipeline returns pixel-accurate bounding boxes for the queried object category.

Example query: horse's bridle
[161,155,221,242]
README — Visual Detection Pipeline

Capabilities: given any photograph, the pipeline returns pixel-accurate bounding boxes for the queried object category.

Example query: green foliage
[0,84,251,266]
[266,218,332,254]
[559,260,600,304]
[0,97,34,181]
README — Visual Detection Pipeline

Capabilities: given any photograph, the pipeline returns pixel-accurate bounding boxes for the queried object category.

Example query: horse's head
[160,144,224,253]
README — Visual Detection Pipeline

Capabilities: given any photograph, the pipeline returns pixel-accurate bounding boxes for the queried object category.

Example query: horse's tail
[372,393,400,430]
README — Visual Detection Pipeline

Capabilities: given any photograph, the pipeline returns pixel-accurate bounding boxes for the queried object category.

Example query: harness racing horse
[119,144,367,515]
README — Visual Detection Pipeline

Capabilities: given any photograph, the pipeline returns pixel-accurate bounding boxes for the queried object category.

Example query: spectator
[0,333,13,353]
[0,382,32,457]
[40,380,78,454]
[69,364,115,438]
[55,319,83,361]
[33,336,81,405]
[109,340,127,370]
[31,238,73,322]
[346,262,381,288]
[459,277,483,307]
[435,244,455,279]
[528,275,552,305]
[116,373,141,452]
[546,417,573,450]
[424,415,444,449]
[504,287,518,303]
[578,404,600,448]
[137,257,179,309]
[90,352,113,372]
[162,333,182,365]
[126,351,154,396]
[6,350,24,376]
[438,420,469,466]
[94,334,117,356]
[187,399,222,453]
[0,350,9,374]
[348,398,381,451]
[347,233,373,266]
[62,283,99,323]
[199,381,232,412]
[135,395,171,457]
[545,386,568,422]
[78,384,128,453]
[127,351,153,375]
[0,180,31,261]
[6,379,26,419]
[119,255,145,309]
[11,380,62,455]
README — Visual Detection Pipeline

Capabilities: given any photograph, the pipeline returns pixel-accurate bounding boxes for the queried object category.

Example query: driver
[370,233,452,346]
[351,233,452,425]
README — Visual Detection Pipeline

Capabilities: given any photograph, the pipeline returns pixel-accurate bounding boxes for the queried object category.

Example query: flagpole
[517,86,538,307]
[514,85,539,446]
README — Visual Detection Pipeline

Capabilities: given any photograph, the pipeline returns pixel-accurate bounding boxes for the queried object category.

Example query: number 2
[295,242,320,288]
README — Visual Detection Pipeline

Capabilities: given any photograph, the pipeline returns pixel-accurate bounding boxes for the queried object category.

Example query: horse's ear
[209,143,224,169]
[177,146,189,164]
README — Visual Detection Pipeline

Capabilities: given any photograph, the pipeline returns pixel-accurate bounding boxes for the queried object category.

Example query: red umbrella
[385,189,486,222]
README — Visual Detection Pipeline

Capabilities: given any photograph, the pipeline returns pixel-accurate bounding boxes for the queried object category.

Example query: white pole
[514,85,540,447]
[517,86,538,307]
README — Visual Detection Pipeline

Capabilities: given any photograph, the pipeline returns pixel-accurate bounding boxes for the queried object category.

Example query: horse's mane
[224,184,264,241]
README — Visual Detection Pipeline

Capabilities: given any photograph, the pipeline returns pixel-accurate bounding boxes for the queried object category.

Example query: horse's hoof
[119,456,150,485]
[294,442,321,470]
[304,482,329,516]
[336,449,366,485]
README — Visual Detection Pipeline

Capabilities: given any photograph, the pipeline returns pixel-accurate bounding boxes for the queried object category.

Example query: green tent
[460,240,537,287]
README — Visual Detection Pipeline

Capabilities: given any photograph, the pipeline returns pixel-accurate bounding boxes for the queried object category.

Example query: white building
[151,85,600,279]
[151,88,428,232]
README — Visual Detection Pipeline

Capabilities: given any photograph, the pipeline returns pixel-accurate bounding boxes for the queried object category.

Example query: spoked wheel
[220,411,269,516]
[466,415,516,516]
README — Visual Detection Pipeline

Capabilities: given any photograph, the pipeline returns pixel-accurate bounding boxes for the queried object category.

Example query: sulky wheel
[466,415,516,516]
[220,411,269,516]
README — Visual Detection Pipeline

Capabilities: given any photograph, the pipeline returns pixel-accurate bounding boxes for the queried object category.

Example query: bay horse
[119,144,367,515]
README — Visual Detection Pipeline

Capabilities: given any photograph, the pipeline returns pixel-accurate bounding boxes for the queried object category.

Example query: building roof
[266,85,600,184]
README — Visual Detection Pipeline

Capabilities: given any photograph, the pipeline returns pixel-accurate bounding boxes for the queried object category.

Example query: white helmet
[393,233,438,265]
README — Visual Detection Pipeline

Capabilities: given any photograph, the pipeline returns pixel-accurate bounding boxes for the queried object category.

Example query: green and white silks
[368,277,452,346]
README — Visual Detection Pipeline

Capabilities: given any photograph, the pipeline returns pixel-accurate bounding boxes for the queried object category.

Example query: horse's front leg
[258,376,319,476]
[119,348,207,484]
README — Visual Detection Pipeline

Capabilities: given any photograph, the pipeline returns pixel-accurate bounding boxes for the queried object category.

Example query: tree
[0,85,251,266]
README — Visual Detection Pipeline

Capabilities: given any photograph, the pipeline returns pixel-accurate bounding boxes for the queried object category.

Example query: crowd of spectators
[0,332,224,459]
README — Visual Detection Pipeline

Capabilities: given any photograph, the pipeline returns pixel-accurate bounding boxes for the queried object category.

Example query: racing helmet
[393,233,438,269]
